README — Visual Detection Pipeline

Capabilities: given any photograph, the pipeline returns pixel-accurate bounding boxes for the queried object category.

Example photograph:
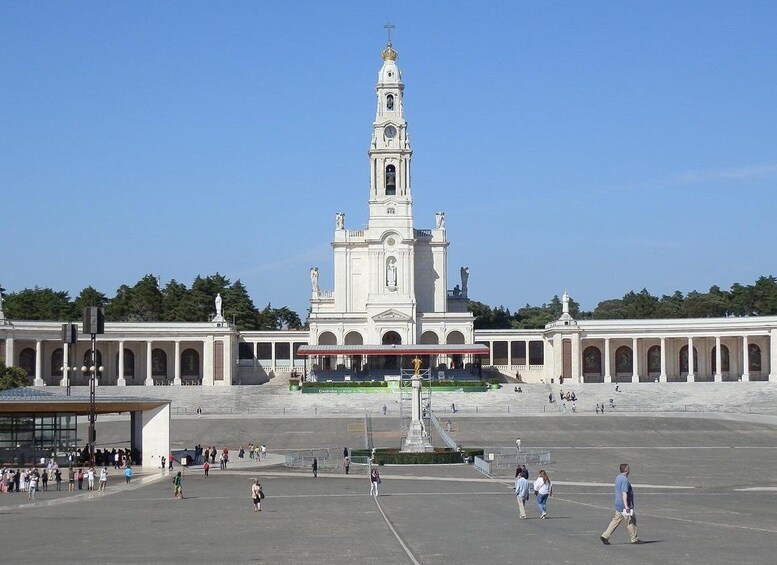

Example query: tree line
[469,275,777,329]
[2,273,303,332]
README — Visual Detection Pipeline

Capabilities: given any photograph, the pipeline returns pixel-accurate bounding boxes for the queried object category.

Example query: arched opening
[152,348,167,379]
[647,345,661,375]
[749,343,762,375]
[420,331,439,344]
[181,349,200,379]
[385,164,396,195]
[381,331,402,370]
[583,346,602,382]
[711,344,730,378]
[614,346,633,382]
[317,331,337,371]
[446,331,465,369]
[344,332,364,372]
[51,348,64,377]
[386,93,394,110]
[19,348,35,377]
[679,345,699,377]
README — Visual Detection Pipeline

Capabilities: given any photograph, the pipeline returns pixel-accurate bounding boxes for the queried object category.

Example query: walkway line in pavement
[0,472,168,510]
[373,495,422,565]
[553,495,777,535]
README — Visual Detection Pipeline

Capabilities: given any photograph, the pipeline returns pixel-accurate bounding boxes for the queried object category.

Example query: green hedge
[350,448,478,465]
[429,380,485,388]
[302,381,387,388]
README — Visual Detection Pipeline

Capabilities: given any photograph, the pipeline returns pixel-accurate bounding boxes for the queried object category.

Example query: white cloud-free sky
[2,1,776,317]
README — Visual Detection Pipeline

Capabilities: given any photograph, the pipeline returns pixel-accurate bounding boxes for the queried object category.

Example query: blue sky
[2,1,776,318]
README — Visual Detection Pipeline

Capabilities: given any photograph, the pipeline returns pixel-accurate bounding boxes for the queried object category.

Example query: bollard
[507,405,510,413]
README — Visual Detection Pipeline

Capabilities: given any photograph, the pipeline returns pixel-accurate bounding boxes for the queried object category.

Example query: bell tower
[368,33,413,233]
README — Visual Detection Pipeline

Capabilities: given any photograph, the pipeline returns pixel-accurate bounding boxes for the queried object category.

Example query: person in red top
[203,461,210,478]
[168,453,174,470]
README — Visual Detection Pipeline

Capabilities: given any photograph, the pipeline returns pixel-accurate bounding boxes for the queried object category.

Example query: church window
[386,94,394,110]
[385,164,396,195]
[387,207,395,214]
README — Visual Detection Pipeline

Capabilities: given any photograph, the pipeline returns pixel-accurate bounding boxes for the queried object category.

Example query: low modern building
[1,40,775,386]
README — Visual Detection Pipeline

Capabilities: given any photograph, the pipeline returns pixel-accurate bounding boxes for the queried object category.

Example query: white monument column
[631,338,639,383]
[687,337,695,382]
[174,340,181,385]
[34,340,44,386]
[714,336,722,382]
[61,342,70,386]
[770,329,777,382]
[117,341,126,386]
[5,337,14,367]
[659,337,667,382]
[253,342,258,371]
[742,335,750,382]
[145,341,154,385]
[488,340,494,366]
[603,338,611,383]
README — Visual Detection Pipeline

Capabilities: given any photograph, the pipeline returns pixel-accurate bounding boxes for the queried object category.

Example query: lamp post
[82,307,105,465]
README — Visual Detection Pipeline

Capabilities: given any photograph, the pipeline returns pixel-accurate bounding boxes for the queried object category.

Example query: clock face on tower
[384,125,397,139]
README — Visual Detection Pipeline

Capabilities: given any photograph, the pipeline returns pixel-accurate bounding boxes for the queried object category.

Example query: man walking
[600,463,641,545]
[515,437,521,452]
[514,469,530,519]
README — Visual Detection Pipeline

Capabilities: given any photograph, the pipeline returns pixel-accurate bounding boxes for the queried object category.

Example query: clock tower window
[385,164,396,195]
[386,94,394,110]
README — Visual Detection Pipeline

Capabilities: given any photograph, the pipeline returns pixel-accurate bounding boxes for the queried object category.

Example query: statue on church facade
[214,293,223,321]
[386,258,397,288]
[435,211,445,229]
[460,267,469,294]
[335,212,345,230]
[310,267,319,292]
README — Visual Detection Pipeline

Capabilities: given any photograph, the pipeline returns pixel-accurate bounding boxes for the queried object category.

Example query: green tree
[4,287,73,321]
[752,276,777,315]
[0,359,29,390]
[190,273,231,321]
[654,291,685,318]
[223,280,258,330]
[105,284,133,321]
[592,299,626,319]
[73,286,108,315]
[161,279,199,322]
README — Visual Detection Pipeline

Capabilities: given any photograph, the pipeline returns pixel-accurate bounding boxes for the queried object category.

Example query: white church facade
[1,41,776,387]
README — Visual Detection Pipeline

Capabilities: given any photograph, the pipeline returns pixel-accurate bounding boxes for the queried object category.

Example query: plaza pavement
[3,383,777,564]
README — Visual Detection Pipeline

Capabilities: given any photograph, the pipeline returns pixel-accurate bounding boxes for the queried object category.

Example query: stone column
[507,340,512,367]
[631,337,639,383]
[687,337,695,382]
[525,340,530,366]
[271,341,276,373]
[571,334,581,383]
[117,341,126,386]
[253,342,258,371]
[488,340,494,366]
[659,337,667,382]
[5,337,14,367]
[714,336,723,382]
[174,341,181,385]
[202,338,214,386]
[603,338,611,383]
[145,341,153,386]
[770,329,777,382]
[34,340,44,386]
[742,335,750,382]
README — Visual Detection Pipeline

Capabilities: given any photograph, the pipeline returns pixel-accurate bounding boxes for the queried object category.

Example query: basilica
[1,41,776,387]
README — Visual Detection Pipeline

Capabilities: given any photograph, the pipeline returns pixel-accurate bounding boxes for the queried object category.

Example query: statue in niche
[215,293,222,317]
[335,212,345,230]
[562,291,570,315]
[435,211,445,229]
[386,258,397,288]
[387,94,394,110]
[460,266,469,294]
[310,267,319,292]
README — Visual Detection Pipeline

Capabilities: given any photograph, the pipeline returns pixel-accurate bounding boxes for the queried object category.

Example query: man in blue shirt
[514,472,530,520]
[600,463,641,545]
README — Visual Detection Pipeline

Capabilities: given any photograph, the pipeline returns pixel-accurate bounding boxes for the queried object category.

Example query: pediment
[372,309,412,322]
